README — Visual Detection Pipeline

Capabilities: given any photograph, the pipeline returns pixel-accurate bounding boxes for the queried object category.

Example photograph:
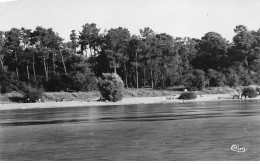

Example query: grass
[201,86,240,94]
[43,91,100,101]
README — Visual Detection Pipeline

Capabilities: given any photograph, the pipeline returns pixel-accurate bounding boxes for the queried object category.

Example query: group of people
[232,94,245,99]
[166,95,177,100]
[24,98,46,103]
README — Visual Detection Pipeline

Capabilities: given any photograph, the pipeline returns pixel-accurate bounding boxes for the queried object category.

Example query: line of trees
[1,24,260,93]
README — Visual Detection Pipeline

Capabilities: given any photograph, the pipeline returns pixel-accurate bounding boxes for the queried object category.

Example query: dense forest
[1,23,260,93]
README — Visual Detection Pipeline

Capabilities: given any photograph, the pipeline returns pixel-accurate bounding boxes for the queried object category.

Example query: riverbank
[1,93,260,111]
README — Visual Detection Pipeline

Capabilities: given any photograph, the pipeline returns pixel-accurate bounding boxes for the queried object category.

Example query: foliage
[225,68,239,87]
[207,69,226,87]
[1,24,260,93]
[71,71,97,91]
[242,87,258,98]
[192,69,206,90]
[97,73,124,102]
[178,92,197,100]
[0,67,20,93]
[22,85,44,103]
[191,32,228,70]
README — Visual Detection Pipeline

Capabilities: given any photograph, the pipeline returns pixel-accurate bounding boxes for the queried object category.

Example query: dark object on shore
[187,87,198,91]
[178,92,197,100]
[256,87,260,95]
[242,87,258,98]
[233,95,240,99]
[8,96,25,103]
[56,98,65,102]
[66,88,76,92]
[97,97,104,101]
[166,96,175,100]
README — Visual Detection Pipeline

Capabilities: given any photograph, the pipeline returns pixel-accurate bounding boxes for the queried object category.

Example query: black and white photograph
[1,0,260,161]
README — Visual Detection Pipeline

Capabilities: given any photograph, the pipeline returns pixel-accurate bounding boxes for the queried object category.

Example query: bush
[22,86,44,103]
[242,87,258,98]
[193,69,206,90]
[178,92,197,100]
[0,69,19,93]
[97,73,124,102]
[45,71,97,92]
[71,72,97,91]
[226,71,239,87]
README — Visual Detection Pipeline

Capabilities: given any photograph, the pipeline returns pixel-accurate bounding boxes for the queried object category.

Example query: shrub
[0,69,20,93]
[22,86,44,103]
[71,72,97,91]
[242,87,258,98]
[226,70,239,87]
[181,73,195,87]
[44,76,63,92]
[178,92,197,100]
[193,69,206,90]
[97,73,124,102]
[239,74,253,86]
[207,69,227,87]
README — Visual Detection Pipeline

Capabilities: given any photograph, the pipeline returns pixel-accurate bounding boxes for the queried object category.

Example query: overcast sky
[1,0,260,41]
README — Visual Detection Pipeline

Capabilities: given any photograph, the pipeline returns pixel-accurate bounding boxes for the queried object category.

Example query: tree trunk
[85,49,88,56]
[16,67,19,79]
[26,62,30,83]
[93,47,97,74]
[15,52,19,79]
[150,70,154,88]
[124,61,128,88]
[53,52,56,76]
[0,58,3,70]
[89,46,94,71]
[114,66,117,74]
[43,56,48,82]
[135,52,139,89]
[47,62,49,79]
[136,67,139,88]
[32,53,36,82]
[143,68,146,86]
[60,51,68,75]
[162,74,165,86]
[0,58,3,81]
[130,74,133,88]
[132,66,136,86]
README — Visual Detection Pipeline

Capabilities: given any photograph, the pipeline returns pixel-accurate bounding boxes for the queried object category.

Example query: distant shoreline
[1,93,260,111]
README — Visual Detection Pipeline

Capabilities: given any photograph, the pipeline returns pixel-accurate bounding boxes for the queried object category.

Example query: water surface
[1,100,260,160]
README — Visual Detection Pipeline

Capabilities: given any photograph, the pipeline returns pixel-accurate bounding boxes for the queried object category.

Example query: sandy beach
[1,93,260,111]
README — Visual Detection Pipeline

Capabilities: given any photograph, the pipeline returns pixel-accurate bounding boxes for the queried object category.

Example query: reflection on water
[0,100,260,160]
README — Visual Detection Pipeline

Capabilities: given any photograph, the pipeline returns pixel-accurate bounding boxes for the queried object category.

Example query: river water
[1,100,260,160]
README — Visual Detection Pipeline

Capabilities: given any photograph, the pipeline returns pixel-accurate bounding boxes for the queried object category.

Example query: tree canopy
[1,24,260,93]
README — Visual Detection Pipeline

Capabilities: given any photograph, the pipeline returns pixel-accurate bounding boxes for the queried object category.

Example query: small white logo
[231,144,247,152]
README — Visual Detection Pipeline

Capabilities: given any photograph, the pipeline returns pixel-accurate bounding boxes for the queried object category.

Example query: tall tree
[30,26,63,82]
[69,30,78,54]
[0,31,5,70]
[79,23,100,56]
[129,35,142,88]
[4,28,23,79]
[104,27,130,74]
[232,25,255,68]
[191,32,229,71]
